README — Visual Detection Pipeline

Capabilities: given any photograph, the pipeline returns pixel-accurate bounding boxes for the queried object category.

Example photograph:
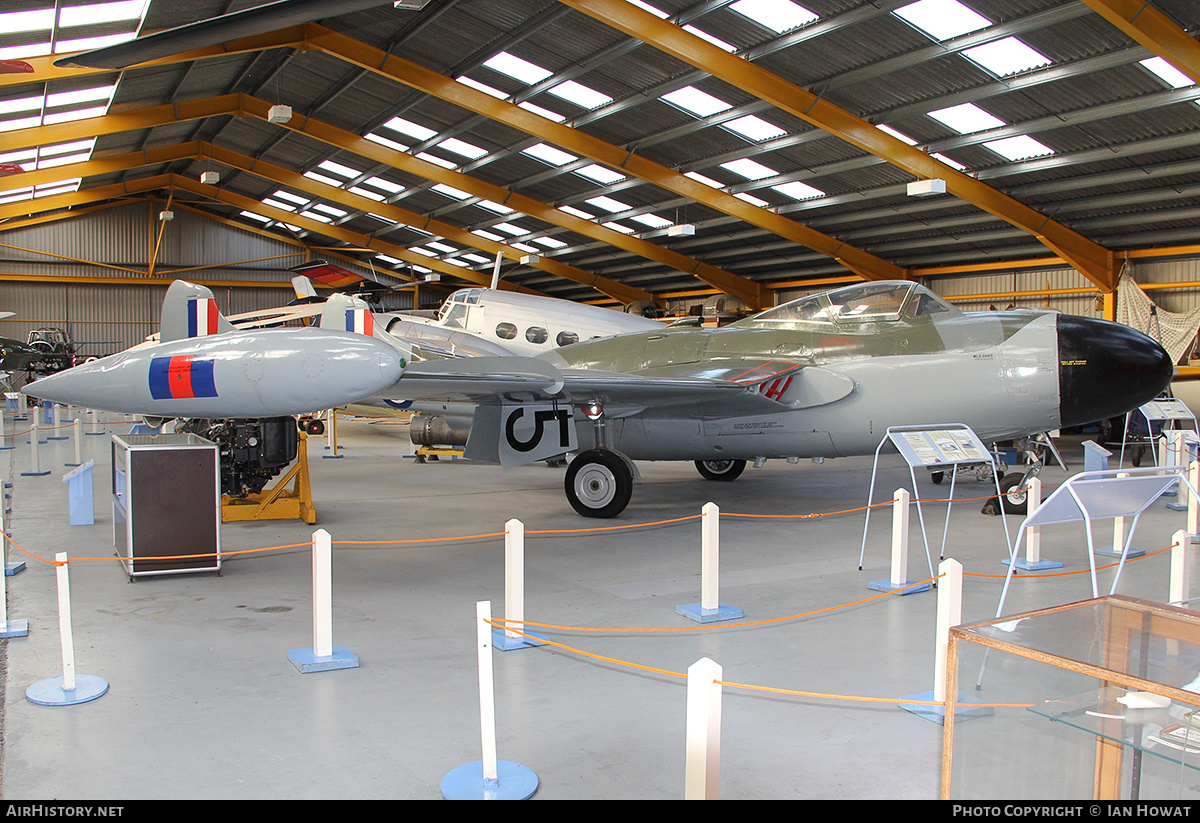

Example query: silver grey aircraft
[25,280,1174,518]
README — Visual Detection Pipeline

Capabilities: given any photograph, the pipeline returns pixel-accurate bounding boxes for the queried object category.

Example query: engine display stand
[221,433,316,524]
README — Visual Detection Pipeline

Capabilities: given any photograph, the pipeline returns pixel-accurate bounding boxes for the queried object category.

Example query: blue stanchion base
[898,690,994,725]
[19,470,49,477]
[6,561,26,575]
[441,760,539,800]
[0,619,27,638]
[0,444,12,450]
[492,627,548,651]
[1002,557,1064,570]
[867,578,930,595]
[47,436,67,441]
[676,602,744,623]
[287,645,359,673]
[321,453,344,459]
[26,674,108,706]
[1095,547,1146,558]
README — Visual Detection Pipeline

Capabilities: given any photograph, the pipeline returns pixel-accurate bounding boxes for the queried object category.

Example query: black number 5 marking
[505,408,570,452]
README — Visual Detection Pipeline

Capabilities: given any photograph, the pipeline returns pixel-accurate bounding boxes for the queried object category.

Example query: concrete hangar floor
[0,415,1194,800]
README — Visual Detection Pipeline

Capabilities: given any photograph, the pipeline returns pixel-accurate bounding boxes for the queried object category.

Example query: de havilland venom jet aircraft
[26,279,1174,518]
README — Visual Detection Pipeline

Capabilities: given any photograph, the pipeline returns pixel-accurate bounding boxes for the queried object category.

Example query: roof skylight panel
[472,229,505,242]
[533,236,568,249]
[382,117,437,141]
[456,77,509,99]
[523,143,577,166]
[877,124,919,145]
[662,86,732,118]
[364,132,409,152]
[425,241,458,254]
[304,171,343,188]
[729,0,818,33]
[685,171,724,188]
[681,25,737,52]
[575,164,625,184]
[602,222,634,234]
[431,183,471,200]
[476,200,515,214]
[559,204,593,219]
[983,135,1054,161]
[0,8,55,33]
[585,195,630,212]
[518,101,567,122]
[364,176,403,194]
[346,186,385,201]
[547,80,611,110]
[416,152,456,169]
[627,0,669,19]
[723,115,786,141]
[734,191,769,206]
[720,157,778,180]
[932,152,967,170]
[272,191,309,205]
[962,38,1051,77]
[438,137,488,159]
[629,213,671,228]
[492,223,529,236]
[893,0,989,41]
[59,1,149,28]
[484,52,553,85]
[927,103,1004,134]
[1140,57,1194,89]
[771,181,824,200]
[317,160,360,178]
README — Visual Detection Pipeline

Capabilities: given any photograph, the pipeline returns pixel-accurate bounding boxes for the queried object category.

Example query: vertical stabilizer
[160,281,236,342]
[320,293,374,335]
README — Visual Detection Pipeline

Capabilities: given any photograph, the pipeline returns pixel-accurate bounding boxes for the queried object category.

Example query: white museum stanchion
[0,406,12,450]
[995,466,1198,619]
[0,533,27,638]
[86,408,105,436]
[2,490,24,575]
[494,518,546,651]
[684,657,722,800]
[288,529,358,672]
[441,601,539,800]
[20,420,49,477]
[677,503,743,622]
[65,418,83,467]
[899,559,991,724]
[322,409,342,459]
[26,552,107,705]
[47,404,67,440]
[62,459,95,526]
[1001,477,1062,571]
[1170,529,1194,609]
[867,489,930,594]
[860,424,1012,588]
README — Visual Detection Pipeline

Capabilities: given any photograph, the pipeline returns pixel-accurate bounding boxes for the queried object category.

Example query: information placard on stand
[860,424,1013,581]
[1121,397,1198,468]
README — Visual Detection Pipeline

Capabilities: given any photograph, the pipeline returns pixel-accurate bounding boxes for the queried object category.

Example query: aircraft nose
[1057,314,1174,428]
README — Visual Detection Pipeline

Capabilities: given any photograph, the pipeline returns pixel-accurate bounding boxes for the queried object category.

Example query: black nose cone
[1058,315,1174,428]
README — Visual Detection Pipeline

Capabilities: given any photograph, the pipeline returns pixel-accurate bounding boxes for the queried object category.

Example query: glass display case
[942,596,1200,800]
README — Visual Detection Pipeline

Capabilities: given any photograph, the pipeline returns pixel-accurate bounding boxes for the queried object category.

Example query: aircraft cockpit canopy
[437,288,484,328]
[742,282,959,327]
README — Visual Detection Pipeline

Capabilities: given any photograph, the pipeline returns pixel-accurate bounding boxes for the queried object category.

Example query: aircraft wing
[376,356,854,417]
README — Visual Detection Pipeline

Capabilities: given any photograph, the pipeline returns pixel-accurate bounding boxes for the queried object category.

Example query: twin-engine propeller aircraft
[25,280,1174,518]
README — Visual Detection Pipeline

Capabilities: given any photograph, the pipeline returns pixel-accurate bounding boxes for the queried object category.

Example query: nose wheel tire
[998,473,1029,515]
[565,449,633,518]
[694,459,746,481]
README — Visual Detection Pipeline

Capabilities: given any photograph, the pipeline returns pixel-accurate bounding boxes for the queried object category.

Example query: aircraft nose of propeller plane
[1057,314,1175,429]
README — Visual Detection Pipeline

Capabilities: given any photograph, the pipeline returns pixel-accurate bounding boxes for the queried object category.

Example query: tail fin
[319,293,374,335]
[160,281,236,342]
[291,274,317,301]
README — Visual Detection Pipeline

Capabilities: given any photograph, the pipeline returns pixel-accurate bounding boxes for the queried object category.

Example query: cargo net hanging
[1116,273,1200,366]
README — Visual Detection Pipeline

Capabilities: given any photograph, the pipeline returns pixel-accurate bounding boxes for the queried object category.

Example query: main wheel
[998,473,1028,515]
[694,459,746,482]
[565,449,633,518]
